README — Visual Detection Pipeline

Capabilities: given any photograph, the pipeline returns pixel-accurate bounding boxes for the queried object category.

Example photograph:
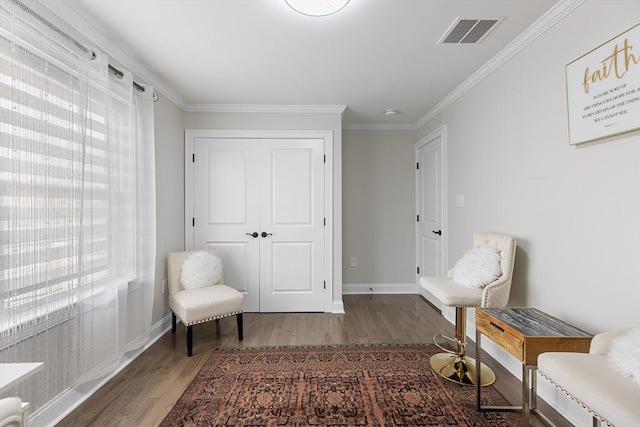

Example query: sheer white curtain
[103,63,156,357]
[0,0,156,413]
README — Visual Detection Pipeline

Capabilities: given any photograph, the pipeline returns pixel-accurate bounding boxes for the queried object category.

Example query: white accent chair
[167,250,244,356]
[420,231,517,386]
[539,329,640,427]
[0,397,23,427]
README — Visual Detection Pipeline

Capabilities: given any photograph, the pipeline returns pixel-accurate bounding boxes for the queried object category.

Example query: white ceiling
[43,0,564,128]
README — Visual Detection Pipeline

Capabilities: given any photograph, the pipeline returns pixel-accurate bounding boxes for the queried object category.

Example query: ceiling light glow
[285,0,350,17]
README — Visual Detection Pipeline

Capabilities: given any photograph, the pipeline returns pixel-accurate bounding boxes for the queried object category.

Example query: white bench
[538,329,640,426]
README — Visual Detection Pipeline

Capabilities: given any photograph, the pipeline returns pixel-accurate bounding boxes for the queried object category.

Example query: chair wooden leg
[237,313,243,341]
[186,325,193,357]
[171,313,177,333]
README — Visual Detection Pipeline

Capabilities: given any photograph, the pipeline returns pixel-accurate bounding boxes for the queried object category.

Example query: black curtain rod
[105,58,159,102]
[7,1,158,101]
[108,64,149,94]
[6,0,94,59]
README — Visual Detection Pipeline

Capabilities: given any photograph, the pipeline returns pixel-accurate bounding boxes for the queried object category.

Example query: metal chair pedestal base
[430,353,496,386]
[430,307,496,386]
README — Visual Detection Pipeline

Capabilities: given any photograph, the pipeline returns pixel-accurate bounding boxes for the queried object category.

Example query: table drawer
[477,316,523,361]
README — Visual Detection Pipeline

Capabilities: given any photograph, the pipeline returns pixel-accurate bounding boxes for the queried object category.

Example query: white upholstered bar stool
[167,249,244,357]
[420,232,516,386]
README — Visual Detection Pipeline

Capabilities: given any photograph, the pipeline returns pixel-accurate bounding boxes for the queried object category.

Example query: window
[1,2,155,412]
[0,27,104,339]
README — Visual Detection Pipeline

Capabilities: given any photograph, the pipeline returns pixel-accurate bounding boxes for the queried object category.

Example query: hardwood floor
[58,295,572,426]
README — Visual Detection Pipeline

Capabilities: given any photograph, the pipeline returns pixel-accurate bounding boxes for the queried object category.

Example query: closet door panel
[193,138,260,312]
[259,139,325,312]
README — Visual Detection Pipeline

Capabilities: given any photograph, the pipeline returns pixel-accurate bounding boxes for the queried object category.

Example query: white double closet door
[192,137,325,312]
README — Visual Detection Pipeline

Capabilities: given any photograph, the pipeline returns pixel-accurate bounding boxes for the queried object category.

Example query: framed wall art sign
[566,23,640,145]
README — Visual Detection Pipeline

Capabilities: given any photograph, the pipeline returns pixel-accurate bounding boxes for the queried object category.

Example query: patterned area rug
[162,344,522,426]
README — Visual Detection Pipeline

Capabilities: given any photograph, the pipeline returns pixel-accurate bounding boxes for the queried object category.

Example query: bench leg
[171,313,177,332]
[187,325,193,357]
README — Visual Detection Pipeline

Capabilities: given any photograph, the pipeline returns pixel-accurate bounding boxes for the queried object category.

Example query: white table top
[0,363,44,394]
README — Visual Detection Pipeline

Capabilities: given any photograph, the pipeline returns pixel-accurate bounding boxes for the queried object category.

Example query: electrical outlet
[162,278,168,293]
[350,257,357,268]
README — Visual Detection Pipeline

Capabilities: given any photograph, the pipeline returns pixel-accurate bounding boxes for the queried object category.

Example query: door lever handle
[246,232,259,238]
[261,232,273,238]
[432,230,442,236]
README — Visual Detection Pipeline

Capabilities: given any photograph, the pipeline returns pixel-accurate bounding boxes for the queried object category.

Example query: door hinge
[324,154,326,163]
[192,153,195,162]
[324,281,326,289]
[192,218,195,227]
[324,217,326,226]
[416,162,419,170]
[416,214,419,222]
[417,266,420,274]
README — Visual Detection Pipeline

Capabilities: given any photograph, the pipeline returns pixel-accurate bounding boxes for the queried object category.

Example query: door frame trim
[184,129,335,313]
[415,125,448,303]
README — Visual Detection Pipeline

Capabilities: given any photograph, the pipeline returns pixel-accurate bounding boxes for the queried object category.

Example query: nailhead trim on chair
[174,310,244,327]
[437,286,508,309]
[441,303,476,308]
[482,281,508,307]
[538,371,611,427]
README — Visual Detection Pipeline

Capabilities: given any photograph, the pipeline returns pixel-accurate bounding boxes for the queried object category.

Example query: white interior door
[192,137,325,312]
[259,139,325,312]
[193,138,261,311]
[416,129,446,304]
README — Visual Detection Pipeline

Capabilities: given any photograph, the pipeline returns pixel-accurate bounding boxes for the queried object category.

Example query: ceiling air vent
[438,17,502,44]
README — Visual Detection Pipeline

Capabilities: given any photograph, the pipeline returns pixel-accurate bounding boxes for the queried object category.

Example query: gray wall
[342,130,415,288]
[152,96,186,323]
[416,0,640,333]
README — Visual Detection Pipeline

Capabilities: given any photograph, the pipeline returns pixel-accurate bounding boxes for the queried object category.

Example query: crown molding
[39,0,188,110]
[185,104,347,115]
[414,0,585,130]
[343,122,418,131]
[40,0,582,128]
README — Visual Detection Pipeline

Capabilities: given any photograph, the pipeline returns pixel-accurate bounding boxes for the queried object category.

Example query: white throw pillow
[607,328,640,385]
[452,246,502,288]
[180,251,223,290]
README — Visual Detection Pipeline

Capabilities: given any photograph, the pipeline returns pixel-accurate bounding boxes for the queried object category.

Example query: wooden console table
[475,308,592,426]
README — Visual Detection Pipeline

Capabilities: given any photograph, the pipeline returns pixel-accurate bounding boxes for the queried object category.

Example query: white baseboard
[29,314,173,427]
[342,283,417,294]
[332,300,345,314]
